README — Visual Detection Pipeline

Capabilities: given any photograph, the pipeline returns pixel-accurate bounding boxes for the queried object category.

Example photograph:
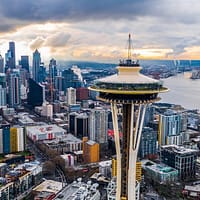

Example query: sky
[0,0,200,64]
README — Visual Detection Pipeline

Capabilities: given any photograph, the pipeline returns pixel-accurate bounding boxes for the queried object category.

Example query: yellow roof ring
[88,87,169,95]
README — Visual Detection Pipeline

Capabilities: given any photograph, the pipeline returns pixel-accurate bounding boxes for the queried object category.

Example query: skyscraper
[9,42,15,68]
[49,58,57,102]
[27,78,45,107]
[158,109,182,146]
[62,68,82,89]
[0,73,6,107]
[5,42,16,72]
[20,56,29,72]
[32,49,41,82]
[66,87,76,105]
[89,107,108,145]
[0,55,4,73]
[0,85,7,107]
[75,113,89,138]
[8,70,21,108]
[138,127,157,159]
[89,35,168,200]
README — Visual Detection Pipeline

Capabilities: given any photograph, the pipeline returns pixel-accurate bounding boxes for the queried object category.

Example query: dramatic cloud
[0,0,200,61]
[45,33,71,47]
[29,37,45,50]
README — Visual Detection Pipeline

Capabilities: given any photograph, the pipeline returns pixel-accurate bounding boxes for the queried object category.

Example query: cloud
[0,0,199,33]
[29,37,45,50]
[45,33,71,47]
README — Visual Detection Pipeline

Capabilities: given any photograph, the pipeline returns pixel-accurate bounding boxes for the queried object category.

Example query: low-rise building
[161,145,198,180]
[183,183,200,199]
[142,160,178,184]
[26,125,66,141]
[54,179,100,200]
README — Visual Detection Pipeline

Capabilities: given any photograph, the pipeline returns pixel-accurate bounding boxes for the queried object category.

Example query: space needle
[89,34,168,200]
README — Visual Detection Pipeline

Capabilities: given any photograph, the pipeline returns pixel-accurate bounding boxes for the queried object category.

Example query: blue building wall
[3,126,10,154]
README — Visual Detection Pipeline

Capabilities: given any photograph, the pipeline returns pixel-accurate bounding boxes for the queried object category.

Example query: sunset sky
[0,0,200,63]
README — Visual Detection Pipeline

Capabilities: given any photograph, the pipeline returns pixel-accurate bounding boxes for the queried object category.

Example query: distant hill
[57,60,200,70]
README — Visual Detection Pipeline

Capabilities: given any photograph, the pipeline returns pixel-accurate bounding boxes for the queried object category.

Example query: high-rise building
[38,62,46,83]
[9,42,15,69]
[76,87,89,101]
[49,58,57,84]
[54,76,63,92]
[75,113,89,138]
[83,137,99,163]
[20,56,29,72]
[69,112,79,135]
[89,107,108,145]
[89,35,168,200]
[27,78,45,107]
[0,55,4,73]
[66,87,76,105]
[62,68,82,89]
[138,127,157,159]
[49,58,57,102]
[0,73,6,88]
[32,49,41,82]
[8,70,21,108]
[161,145,197,180]
[5,42,16,72]
[0,85,7,107]
[3,125,10,154]
[159,109,182,146]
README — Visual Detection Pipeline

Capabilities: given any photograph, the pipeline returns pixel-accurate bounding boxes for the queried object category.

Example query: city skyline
[0,0,200,62]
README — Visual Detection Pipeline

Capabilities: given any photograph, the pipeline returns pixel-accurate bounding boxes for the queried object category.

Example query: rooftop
[33,180,63,194]
[162,145,198,154]
[26,124,66,135]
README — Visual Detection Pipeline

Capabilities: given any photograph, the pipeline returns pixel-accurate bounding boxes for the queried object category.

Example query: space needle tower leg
[111,102,121,200]
[128,103,147,200]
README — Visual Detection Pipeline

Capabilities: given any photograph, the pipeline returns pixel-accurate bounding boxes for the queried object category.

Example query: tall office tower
[20,56,29,72]
[27,78,45,107]
[8,70,21,108]
[0,55,4,73]
[161,145,197,180]
[76,87,89,101]
[2,125,10,154]
[5,50,11,72]
[54,76,63,92]
[0,73,6,88]
[49,58,57,83]
[0,85,7,107]
[138,127,157,159]
[5,42,16,72]
[32,49,41,82]
[69,112,79,134]
[49,58,57,102]
[9,42,15,68]
[66,87,76,105]
[0,73,6,107]
[89,35,168,200]
[62,68,82,89]
[143,105,154,127]
[38,62,46,83]
[20,68,28,87]
[75,113,89,138]
[89,107,108,145]
[159,109,182,146]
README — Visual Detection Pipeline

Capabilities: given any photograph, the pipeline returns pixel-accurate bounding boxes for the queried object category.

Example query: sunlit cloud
[0,0,199,63]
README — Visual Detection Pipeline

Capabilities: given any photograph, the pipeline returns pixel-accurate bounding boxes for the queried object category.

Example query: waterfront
[160,72,200,109]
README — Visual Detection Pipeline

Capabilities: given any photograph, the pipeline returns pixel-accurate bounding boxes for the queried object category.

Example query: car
[57,194,64,198]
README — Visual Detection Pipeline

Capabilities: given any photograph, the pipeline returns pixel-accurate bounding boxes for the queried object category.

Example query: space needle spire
[89,35,168,200]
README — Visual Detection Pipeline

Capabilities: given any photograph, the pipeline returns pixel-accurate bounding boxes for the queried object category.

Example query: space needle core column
[89,34,168,200]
